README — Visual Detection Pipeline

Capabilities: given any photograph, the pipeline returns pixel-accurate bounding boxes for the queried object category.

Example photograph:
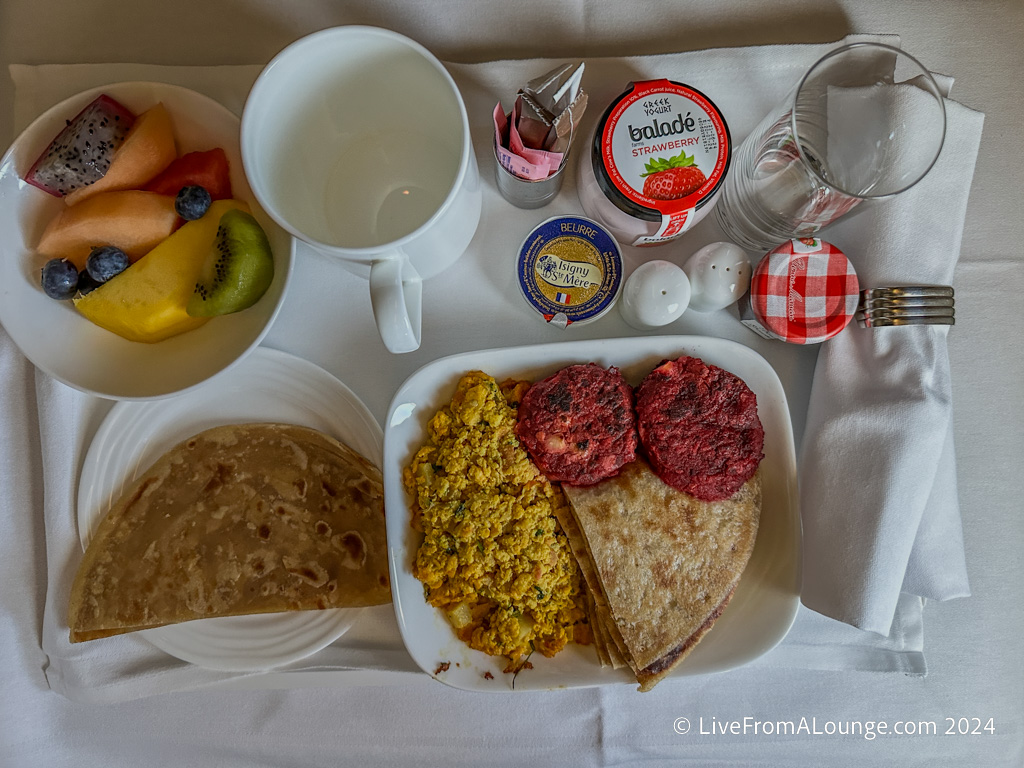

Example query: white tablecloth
[2,2,1022,765]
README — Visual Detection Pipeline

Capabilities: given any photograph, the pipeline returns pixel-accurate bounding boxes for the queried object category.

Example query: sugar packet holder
[492,63,587,208]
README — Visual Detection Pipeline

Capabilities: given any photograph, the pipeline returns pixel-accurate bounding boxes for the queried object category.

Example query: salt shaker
[683,242,751,312]
[618,260,691,330]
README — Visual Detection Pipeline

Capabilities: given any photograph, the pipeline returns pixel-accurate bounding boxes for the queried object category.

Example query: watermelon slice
[144,148,233,200]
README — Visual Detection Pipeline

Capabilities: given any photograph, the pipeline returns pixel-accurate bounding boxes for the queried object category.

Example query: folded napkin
[826,82,949,198]
[10,35,953,702]
[800,75,982,634]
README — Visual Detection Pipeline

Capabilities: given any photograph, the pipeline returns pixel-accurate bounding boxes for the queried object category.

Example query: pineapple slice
[74,199,249,343]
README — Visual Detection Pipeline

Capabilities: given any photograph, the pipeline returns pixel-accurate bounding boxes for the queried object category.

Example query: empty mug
[241,26,482,353]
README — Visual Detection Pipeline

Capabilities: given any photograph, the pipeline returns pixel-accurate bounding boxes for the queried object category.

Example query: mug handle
[369,256,422,354]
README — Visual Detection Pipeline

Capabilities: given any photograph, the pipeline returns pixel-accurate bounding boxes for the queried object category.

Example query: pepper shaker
[682,242,751,312]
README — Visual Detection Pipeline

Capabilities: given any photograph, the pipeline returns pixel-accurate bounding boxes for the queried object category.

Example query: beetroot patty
[636,356,764,501]
[515,364,637,486]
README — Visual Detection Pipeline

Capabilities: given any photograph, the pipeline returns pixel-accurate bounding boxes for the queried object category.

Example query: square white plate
[383,335,801,691]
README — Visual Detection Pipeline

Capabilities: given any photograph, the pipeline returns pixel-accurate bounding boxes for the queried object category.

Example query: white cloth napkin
[826,82,949,198]
[9,34,966,702]
[800,77,982,634]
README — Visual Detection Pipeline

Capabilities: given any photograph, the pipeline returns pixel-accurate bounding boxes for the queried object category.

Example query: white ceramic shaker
[682,242,752,312]
[618,260,691,330]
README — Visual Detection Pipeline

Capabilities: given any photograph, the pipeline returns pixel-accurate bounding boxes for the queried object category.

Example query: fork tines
[857,286,955,328]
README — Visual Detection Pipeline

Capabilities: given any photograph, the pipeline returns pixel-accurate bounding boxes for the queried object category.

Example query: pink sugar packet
[509,100,564,169]
[493,102,560,180]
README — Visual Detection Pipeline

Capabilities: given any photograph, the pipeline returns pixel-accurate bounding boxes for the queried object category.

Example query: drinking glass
[715,43,946,252]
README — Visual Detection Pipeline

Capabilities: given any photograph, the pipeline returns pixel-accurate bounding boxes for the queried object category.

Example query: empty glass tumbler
[715,42,946,252]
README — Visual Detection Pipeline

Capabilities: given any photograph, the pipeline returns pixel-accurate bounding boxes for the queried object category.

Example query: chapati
[68,423,390,643]
[562,457,760,690]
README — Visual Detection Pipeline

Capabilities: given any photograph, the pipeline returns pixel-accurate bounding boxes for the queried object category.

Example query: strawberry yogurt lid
[750,238,860,344]
[592,79,731,241]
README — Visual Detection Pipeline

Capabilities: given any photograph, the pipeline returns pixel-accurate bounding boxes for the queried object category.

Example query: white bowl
[0,82,294,400]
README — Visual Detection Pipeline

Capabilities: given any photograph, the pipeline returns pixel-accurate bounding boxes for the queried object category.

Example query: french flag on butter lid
[749,238,859,344]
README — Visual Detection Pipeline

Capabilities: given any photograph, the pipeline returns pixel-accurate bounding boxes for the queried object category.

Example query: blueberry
[85,245,130,283]
[77,269,101,295]
[175,185,212,220]
[40,258,79,300]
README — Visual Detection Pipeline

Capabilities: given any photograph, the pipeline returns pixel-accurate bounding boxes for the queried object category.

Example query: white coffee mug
[241,26,482,353]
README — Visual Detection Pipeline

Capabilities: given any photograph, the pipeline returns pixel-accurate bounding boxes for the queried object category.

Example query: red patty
[635,356,764,501]
[515,364,637,486]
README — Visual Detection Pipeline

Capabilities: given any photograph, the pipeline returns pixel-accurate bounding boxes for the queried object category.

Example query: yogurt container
[577,79,731,247]
[517,215,623,328]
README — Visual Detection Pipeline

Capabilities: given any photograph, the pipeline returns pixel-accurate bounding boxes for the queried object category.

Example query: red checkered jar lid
[750,238,859,344]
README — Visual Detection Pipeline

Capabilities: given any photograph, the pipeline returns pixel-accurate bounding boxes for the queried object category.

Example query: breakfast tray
[15,35,946,702]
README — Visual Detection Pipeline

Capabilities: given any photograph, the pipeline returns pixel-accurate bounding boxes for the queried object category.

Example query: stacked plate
[857,286,955,327]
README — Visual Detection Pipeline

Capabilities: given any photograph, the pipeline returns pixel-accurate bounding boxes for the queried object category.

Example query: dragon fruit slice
[24,94,136,197]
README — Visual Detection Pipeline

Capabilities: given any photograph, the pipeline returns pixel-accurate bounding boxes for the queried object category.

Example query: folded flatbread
[561,458,760,691]
[69,423,390,643]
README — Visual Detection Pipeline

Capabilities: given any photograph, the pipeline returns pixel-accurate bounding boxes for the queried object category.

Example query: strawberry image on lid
[640,150,707,200]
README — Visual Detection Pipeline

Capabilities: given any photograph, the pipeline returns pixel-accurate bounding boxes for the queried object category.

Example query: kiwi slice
[187,209,274,317]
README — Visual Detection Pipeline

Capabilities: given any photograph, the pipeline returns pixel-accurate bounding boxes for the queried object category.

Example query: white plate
[384,335,801,691]
[77,346,383,671]
[0,82,294,400]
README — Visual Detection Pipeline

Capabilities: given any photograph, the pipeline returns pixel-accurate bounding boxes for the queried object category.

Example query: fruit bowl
[0,82,294,400]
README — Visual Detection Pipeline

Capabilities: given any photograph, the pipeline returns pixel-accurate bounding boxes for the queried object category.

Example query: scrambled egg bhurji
[404,371,589,671]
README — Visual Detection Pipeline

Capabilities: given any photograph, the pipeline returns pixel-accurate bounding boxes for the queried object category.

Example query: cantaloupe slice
[74,199,250,343]
[64,103,177,206]
[36,190,178,269]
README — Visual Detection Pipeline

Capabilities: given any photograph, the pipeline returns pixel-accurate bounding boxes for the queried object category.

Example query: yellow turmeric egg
[403,371,588,671]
